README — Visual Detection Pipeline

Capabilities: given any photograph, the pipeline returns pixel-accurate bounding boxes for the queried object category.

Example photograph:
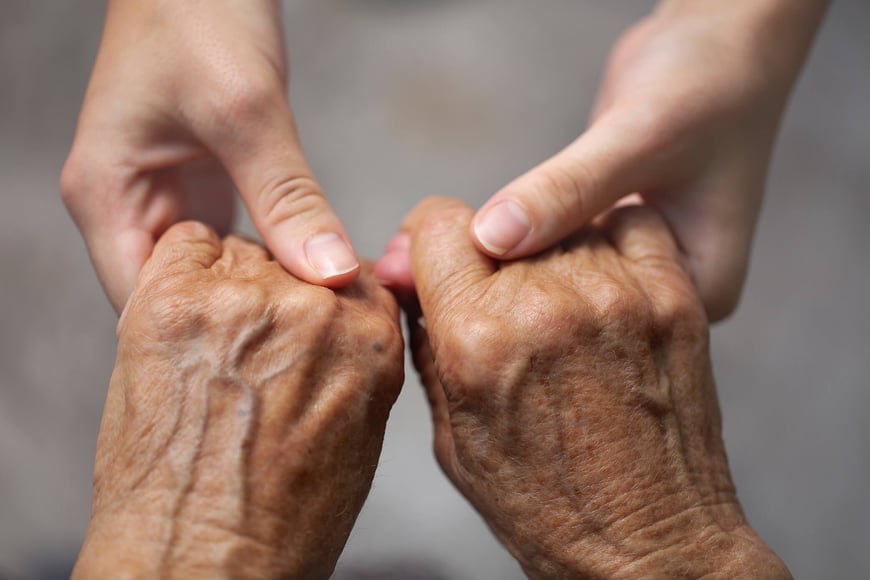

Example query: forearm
[655,0,829,85]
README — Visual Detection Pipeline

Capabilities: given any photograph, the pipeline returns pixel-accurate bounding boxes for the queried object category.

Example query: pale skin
[73,222,405,579]
[61,0,360,314]
[376,197,790,578]
[62,0,828,319]
[468,0,830,322]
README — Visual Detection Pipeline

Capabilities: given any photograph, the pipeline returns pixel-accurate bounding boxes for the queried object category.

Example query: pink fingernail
[305,233,359,279]
[473,200,531,256]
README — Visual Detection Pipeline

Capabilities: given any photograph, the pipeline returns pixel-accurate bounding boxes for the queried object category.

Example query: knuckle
[168,220,215,243]
[133,276,272,343]
[276,284,340,332]
[59,154,87,209]
[653,285,709,345]
[215,72,284,126]
[436,314,509,392]
[131,276,203,341]
[588,277,632,318]
[205,280,271,330]
[258,175,326,227]
[586,277,652,335]
[509,287,570,351]
[536,161,592,224]
[365,315,405,400]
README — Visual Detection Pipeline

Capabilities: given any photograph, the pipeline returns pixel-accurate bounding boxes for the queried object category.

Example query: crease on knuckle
[285,283,339,317]
[653,286,708,347]
[59,157,84,207]
[258,175,324,228]
[134,276,204,341]
[530,163,588,227]
[436,313,508,395]
[214,73,284,127]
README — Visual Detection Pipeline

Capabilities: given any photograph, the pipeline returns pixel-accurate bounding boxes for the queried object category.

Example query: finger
[211,234,272,278]
[471,113,659,260]
[404,197,497,322]
[138,221,223,284]
[373,233,415,292]
[602,204,685,272]
[205,98,360,288]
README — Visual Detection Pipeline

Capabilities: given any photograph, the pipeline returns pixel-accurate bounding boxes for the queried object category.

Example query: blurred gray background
[1,1,868,578]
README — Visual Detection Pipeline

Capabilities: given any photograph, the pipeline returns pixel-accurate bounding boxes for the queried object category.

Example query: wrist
[517,517,789,580]
[74,501,296,579]
[616,524,791,579]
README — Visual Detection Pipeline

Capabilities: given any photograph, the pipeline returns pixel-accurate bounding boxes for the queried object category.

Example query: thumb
[471,114,657,260]
[209,100,359,288]
[405,197,497,325]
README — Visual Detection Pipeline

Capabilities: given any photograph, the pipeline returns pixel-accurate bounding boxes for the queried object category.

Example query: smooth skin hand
[471,0,829,321]
[376,198,790,578]
[73,223,404,579]
[61,0,359,314]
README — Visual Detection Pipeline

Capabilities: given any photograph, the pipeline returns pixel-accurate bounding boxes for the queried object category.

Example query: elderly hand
[62,0,359,314]
[470,1,827,321]
[73,222,403,579]
[376,198,789,578]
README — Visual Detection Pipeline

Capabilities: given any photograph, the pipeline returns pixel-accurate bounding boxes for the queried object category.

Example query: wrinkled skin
[377,198,789,578]
[73,222,404,579]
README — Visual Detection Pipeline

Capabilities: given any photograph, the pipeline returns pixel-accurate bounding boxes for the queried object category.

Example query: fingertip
[303,232,361,286]
[374,247,415,292]
[471,198,532,258]
[266,230,361,288]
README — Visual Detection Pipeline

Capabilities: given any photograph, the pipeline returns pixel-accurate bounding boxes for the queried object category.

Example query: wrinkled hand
[377,198,788,578]
[471,3,826,321]
[74,222,403,579]
[62,0,359,314]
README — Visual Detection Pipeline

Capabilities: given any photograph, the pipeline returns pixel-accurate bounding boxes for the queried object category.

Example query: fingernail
[473,200,531,256]
[305,233,359,279]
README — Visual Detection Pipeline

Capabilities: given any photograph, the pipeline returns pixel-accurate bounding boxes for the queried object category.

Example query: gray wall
[1,1,868,578]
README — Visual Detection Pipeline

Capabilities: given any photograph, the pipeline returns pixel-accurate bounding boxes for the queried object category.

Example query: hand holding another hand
[62,0,359,314]
[471,3,826,321]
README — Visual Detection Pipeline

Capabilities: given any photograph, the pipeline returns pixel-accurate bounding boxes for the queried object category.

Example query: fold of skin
[396,198,790,579]
[74,223,405,579]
